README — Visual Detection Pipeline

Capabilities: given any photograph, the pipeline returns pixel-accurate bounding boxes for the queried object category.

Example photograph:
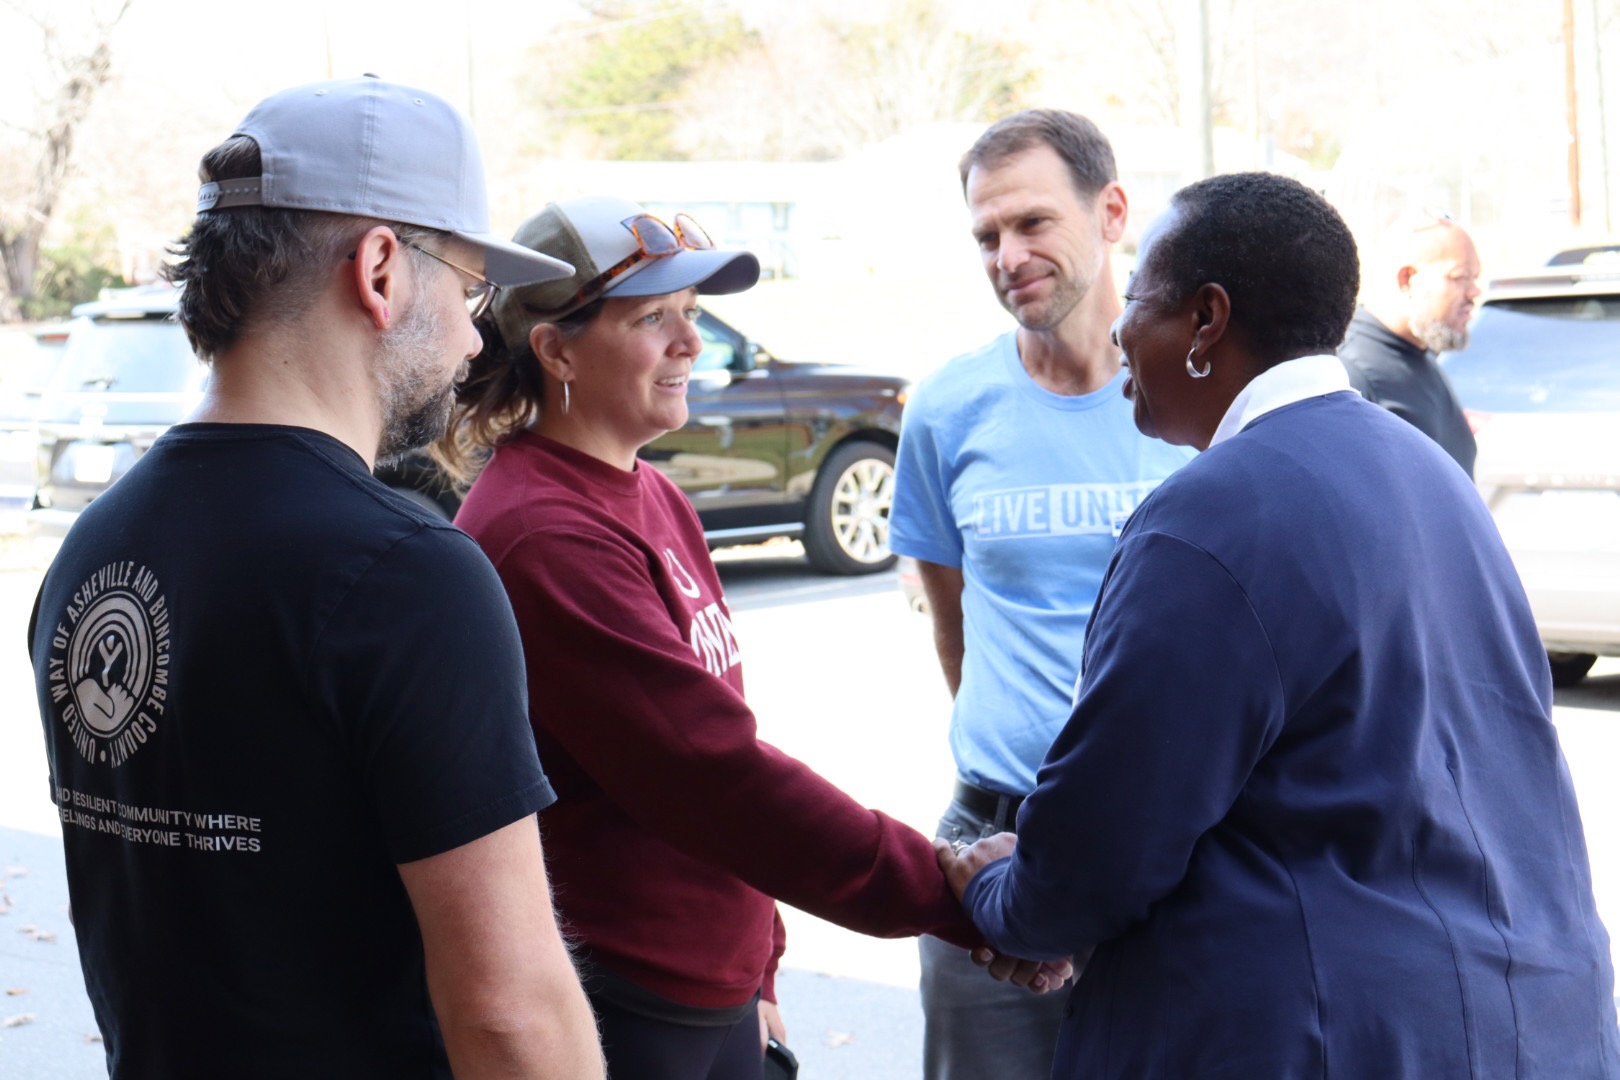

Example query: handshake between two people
[933,831,1081,995]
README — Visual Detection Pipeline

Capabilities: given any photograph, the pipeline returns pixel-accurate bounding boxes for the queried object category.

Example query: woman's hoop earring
[562,380,572,415]
[1186,345,1211,379]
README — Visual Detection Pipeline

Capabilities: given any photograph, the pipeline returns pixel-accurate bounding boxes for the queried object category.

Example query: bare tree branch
[0,0,132,320]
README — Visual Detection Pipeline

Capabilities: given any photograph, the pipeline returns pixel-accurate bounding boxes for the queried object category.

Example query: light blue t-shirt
[891,331,1194,795]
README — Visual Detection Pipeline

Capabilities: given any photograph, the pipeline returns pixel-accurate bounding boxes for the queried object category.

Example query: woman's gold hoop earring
[1186,345,1211,379]
[562,381,572,415]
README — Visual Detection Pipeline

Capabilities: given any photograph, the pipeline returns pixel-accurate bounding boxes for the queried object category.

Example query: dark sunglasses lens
[675,213,713,250]
[631,215,680,256]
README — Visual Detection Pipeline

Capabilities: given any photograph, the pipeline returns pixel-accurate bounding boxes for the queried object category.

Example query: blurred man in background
[1339,213,1482,476]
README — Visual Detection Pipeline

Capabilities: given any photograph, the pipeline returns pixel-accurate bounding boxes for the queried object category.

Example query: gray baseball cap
[195,75,572,287]
[492,195,760,351]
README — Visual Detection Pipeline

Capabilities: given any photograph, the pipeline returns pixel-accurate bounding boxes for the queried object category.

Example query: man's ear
[530,322,575,385]
[1395,263,1419,294]
[349,225,405,330]
[1096,181,1129,244]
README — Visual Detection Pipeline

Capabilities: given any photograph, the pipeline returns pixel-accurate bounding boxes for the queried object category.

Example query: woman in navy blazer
[938,173,1620,1079]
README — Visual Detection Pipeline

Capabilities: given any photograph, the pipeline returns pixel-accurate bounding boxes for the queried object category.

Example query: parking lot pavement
[0,827,104,1078]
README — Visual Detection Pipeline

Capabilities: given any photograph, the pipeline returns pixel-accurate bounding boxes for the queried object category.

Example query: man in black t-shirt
[27,77,604,1080]
[1338,213,1482,477]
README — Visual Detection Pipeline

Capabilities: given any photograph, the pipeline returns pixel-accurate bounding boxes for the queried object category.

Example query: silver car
[1443,254,1620,686]
[30,286,206,538]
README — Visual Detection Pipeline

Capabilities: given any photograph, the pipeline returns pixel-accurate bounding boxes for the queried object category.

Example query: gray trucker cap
[194,75,572,287]
[492,195,759,350]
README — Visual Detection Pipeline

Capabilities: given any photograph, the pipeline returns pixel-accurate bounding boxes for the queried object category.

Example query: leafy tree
[777,0,1033,157]
[20,224,127,321]
[549,3,757,161]
[522,0,1031,162]
[0,0,131,322]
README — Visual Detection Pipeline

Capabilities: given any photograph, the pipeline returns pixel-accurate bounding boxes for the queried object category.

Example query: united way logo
[44,562,172,768]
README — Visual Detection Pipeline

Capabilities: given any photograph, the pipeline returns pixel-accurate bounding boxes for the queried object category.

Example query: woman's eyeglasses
[561,212,714,311]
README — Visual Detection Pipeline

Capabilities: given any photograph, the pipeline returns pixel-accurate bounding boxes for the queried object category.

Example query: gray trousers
[919,796,1068,1080]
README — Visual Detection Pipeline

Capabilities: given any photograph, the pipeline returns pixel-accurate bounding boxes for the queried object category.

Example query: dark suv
[30,287,905,575]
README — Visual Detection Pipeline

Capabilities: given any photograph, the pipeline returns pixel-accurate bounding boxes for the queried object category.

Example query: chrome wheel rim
[828,457,894,564]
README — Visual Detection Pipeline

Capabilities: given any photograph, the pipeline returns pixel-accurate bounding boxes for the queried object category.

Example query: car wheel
[1548,651,1598,688]
[803,440,898,575]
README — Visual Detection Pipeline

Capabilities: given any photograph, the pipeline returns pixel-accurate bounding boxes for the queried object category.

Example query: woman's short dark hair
[163,135,445,360]
[958,109,1117,201]
[1147,172,1360,366]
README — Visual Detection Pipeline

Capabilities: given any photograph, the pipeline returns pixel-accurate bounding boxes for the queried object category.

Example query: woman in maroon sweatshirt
[434,195,1065,1080]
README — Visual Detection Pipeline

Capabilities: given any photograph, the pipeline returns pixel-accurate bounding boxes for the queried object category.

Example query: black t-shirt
[27,424,555,1079]
[1338,307,1478,478]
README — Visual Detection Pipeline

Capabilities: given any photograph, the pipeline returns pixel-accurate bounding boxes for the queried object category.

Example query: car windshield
[49,316,205,395]
[1443,295,1620,412]
[695,317,735,373]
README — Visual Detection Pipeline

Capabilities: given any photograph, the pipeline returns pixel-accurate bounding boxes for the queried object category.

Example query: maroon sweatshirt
[455,433,978,1010]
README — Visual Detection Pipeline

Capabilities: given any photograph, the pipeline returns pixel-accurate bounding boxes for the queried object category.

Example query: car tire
[803,440,898,575]
[1548,651,1598,688]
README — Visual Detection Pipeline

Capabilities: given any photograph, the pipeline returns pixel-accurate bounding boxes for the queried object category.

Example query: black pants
[592,996,763,1080]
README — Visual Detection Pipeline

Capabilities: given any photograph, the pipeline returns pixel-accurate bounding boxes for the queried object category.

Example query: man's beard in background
[1409,315,1468,354]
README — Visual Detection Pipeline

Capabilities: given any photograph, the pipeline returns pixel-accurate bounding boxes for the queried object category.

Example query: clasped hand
[934,832,1075,994]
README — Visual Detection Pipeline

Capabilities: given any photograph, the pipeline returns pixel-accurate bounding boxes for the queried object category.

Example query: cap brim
[458,231,575,287]
[605,248,761,299]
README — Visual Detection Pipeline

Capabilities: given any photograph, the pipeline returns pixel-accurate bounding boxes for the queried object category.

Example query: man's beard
[1005,272,1086,332]
[1000,252,1098,333]
[373,297,457,466]
[1409,315,1468,354]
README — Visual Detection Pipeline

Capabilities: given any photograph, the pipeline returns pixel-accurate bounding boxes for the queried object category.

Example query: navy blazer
[965,392,1620,1078]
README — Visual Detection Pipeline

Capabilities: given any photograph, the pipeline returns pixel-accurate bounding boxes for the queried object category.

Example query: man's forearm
[932,616,964,697]
[917,560,966,698]
[438,982,604,1080]
[402,817,606,1080]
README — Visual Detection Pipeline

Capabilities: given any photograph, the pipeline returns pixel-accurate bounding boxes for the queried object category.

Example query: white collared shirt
[1208,354,1354,449]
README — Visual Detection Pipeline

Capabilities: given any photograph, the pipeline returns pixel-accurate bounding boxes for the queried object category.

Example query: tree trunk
[0,1,129,323]
[0,246,23,325]
[1,225,43,314]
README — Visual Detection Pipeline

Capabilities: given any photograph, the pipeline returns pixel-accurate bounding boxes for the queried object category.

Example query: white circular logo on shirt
[45,563,172,768]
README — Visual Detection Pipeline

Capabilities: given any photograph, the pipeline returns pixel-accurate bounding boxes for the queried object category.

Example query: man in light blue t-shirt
[891,109,1193,1080]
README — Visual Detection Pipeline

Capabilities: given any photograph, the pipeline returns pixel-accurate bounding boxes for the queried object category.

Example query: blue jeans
[919,796,1067,1080]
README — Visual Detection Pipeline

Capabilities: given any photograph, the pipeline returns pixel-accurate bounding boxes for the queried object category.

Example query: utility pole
[1180,0,1215,180]
[1565,0,1583,227]
[465,15,477,126]
[322,8,334,81]
[1592,0,1612,232]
